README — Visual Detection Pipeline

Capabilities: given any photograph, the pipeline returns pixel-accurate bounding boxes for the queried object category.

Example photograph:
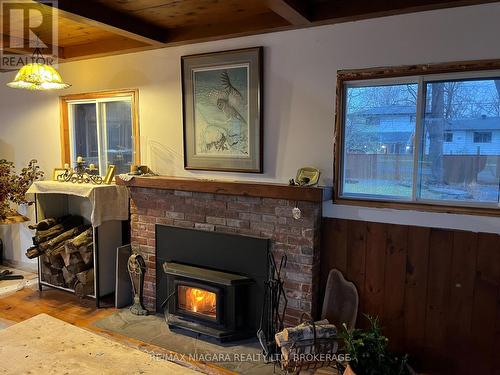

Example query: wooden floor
[0,287,229,375]
[0,287,114,328]
[0,287,339,375]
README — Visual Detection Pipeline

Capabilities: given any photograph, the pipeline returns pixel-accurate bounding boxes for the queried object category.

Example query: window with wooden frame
[60,90,140,175]
[334,60,500,215]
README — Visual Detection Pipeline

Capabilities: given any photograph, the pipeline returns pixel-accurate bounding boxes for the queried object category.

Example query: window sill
[334,197,500,217]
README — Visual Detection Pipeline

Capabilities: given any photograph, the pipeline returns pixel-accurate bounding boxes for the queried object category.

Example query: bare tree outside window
[342,75,500,205]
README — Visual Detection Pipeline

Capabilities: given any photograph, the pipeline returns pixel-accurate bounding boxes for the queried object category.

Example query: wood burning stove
[156,225,269,342]
[163,262,254,342]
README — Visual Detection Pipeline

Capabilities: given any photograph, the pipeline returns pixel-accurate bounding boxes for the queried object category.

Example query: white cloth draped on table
[27,181,129,227]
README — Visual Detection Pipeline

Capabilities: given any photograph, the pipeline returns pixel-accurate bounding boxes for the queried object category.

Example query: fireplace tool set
[257,253,288,361]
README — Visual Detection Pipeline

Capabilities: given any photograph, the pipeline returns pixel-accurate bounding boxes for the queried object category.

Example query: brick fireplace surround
[118,176,328,325]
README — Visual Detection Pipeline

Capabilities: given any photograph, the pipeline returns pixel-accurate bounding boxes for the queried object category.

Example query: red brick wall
[129,187,322,324]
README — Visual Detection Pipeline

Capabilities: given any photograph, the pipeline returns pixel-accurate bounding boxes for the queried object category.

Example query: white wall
[2,3,500,264]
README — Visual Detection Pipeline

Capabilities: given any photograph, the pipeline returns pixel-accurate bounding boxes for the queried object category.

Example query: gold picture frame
[52,168,68,181]
[103,165,116,184]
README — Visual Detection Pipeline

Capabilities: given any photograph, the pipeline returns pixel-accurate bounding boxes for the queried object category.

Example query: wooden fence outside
[344,153,498,184]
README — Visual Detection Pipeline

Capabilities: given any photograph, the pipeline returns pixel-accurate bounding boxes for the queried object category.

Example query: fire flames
[179,286,216,318]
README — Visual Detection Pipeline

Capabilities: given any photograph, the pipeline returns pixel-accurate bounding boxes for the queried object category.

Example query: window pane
[102,100,133,175]
[342,83,418,199]
[419,79,500,204]
[72,103,98,167]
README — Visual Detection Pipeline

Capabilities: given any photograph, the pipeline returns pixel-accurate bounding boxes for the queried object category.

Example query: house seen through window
[341,74,500,207]
[473,131,492,143]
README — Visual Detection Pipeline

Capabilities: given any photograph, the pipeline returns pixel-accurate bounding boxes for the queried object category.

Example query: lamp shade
[7,63,70,90]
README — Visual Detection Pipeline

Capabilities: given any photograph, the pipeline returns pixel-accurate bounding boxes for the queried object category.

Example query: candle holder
[56,157,104,184]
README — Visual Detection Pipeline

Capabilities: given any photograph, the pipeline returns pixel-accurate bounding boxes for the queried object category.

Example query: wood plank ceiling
[1,0,499,62]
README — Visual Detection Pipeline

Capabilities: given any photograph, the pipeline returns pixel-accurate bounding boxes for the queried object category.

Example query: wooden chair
[321,269,359,330]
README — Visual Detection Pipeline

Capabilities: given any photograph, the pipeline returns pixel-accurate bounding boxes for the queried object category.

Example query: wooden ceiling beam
[1,34,64,59]
[35,0,168,46]
[310,0,500,23]
[61,37,151,61]
[60,12,290,62]
[164,12,289,45]
[264,0,312,25]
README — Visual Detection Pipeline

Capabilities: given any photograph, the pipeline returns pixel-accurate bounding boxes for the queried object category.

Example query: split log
[45,243,65,257]
[275,320,336,347]
[66,261,90,275]
[62,243,93,266]
[78,243,93,265]
[40,254,52,266]
[275,319,330,346]
[40,261,55,276]
[66,262,89,275]
[74,280,94,297]
[28,216,69,231]
[62,267,77,288]
[25,246,43,259]
[310,319,330,325]
[62,252,83,267]
[34,216,83,244]
[39,225,87,252]
[41,263,63,285]
[48,253,65,270]
[49,272,65,287]
[280,339,339,361]
[64,228,93,254]
[33,216,79,243]
[76,268,94,285]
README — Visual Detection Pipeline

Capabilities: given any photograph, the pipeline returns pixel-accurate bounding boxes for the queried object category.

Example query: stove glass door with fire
[175,280,222,324]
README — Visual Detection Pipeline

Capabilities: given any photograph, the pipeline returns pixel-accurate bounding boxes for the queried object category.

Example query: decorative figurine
[127,253,148,316]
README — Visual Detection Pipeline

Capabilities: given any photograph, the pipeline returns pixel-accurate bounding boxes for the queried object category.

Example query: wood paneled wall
[321,218,500,374]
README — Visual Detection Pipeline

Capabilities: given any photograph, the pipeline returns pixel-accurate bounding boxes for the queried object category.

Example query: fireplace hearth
[163,262,254,341]
[125,180,324,326]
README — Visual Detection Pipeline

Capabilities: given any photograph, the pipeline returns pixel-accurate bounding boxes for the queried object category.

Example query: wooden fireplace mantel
[116,176,331,203]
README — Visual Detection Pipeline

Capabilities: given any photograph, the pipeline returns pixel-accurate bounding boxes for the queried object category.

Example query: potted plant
[338,315,411,375]
[0,159,43,223]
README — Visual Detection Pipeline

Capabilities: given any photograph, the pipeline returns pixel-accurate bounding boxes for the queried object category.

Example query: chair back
[321,268,359,330]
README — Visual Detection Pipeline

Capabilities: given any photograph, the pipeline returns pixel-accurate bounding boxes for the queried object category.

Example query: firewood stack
[25,216,95,296]
[275,319,338,372]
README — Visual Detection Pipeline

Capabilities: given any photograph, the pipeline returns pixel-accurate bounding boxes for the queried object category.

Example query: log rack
[30,183,128,307]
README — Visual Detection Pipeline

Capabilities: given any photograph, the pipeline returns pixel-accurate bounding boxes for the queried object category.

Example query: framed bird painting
[181,47,263,172]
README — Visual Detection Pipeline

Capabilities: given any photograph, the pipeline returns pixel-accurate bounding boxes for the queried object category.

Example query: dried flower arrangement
[0,159,43,222]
